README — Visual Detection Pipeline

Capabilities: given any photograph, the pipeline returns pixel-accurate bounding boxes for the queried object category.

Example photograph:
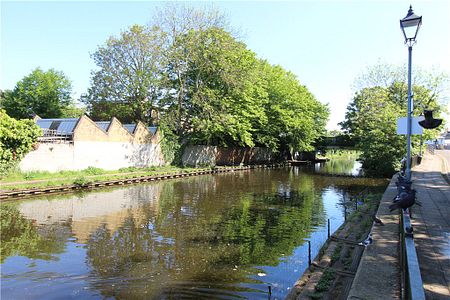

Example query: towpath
[411,150,450,299]
[349,150,450,299]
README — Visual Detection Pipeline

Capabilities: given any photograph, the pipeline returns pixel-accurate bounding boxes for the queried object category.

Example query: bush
[84,166,104,175]
[159,123,182,165]
[73,176,93,187]
[0,110,42,177]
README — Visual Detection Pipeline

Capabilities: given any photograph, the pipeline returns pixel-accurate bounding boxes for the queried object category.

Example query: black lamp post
[400,5,422,181]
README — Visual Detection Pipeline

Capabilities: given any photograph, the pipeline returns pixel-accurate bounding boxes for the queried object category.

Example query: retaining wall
[182,145,274,166]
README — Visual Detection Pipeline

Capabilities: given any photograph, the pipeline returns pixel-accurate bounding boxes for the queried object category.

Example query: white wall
[19,141,165,172]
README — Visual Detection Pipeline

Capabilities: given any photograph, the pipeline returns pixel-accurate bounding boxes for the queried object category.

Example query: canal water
[1,160,387,299]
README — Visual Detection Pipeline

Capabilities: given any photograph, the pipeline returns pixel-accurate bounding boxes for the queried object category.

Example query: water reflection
[1,162,387,299]
[314,159,363,176]
[0,206,68,263]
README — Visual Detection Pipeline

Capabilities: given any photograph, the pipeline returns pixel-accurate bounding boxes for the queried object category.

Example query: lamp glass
[402,26,418,40]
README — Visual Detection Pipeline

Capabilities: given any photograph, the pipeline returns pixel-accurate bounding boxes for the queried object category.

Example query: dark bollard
[308,240,311,267]
[327,219,331,239]
[268,285,272,296]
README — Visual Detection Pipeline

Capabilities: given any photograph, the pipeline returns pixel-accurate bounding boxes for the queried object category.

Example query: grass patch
[348,210,362,222]
[84,167,104,175]
[342,246,354,270]
[0,165,233,191]
[331,243,343,265]
[315,268,336,292]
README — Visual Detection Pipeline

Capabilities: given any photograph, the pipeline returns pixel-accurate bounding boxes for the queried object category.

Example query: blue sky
[1,1,449,129]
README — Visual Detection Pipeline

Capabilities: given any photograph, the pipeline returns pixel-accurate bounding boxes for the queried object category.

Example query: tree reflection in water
[0,205,68,263]
[85,174,325,298]
[1,164,387,299]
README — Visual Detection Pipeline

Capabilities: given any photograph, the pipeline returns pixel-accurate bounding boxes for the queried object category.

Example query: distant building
[20,115,165,172]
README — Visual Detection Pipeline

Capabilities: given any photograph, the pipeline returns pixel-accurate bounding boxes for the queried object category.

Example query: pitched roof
[35,117,158,137]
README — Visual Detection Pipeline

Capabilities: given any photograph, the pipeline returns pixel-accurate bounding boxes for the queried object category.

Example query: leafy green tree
[163,27,268,147]
[0,110,42,176]
[341,64,448,176]
[342,87,405,176]
[60,104,86,118]
[82,4,329,160]
[1,68,73,119]
[82,25,166,124]
[259,63,329,156]
[156,4,230,138]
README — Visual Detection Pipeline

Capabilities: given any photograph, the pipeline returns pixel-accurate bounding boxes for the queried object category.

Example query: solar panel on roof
[123,124,137,134]
[36,118,79,134]
[56,120,78,134]
[36,120,53,129]
[95,121,111,132]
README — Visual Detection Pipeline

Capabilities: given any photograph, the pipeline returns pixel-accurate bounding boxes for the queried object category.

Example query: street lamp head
[400,5,422,45]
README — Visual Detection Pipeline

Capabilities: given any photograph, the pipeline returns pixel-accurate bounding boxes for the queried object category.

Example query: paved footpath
[349,151,449,300]
[411,151,450,299]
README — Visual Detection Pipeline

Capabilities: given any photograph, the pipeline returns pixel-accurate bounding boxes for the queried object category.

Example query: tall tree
[342,87,405,176]
[259,62,329,155]
[163,27,268,147]
[81,4,329,162]
[1,68,72,119]
[341,64,448,176]
[82,25,166,124]
[156,4,229,135]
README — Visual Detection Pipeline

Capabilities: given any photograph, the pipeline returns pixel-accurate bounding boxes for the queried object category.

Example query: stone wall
[182,145,274,167]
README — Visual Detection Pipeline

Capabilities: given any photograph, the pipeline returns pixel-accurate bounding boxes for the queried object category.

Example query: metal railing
[38,129,73,143]
[400,209,425,300]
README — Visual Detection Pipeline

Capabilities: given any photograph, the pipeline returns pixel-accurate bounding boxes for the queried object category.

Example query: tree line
[1,5,329,162]
[80,6,329,155]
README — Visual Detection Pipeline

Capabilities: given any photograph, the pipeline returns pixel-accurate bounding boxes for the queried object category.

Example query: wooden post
[308,240,311,267]
[327,219,331,239]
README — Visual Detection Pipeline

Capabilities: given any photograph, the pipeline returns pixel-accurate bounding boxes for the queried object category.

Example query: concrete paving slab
[411,152,450,299]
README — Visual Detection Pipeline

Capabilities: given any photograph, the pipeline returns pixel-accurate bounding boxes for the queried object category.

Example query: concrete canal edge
[0,164,284,200]
[347,175,401,299]
[286,175,400,300]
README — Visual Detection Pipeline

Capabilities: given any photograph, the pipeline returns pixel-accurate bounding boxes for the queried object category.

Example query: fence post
[308,240,311,267]
[327,219,331,239]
